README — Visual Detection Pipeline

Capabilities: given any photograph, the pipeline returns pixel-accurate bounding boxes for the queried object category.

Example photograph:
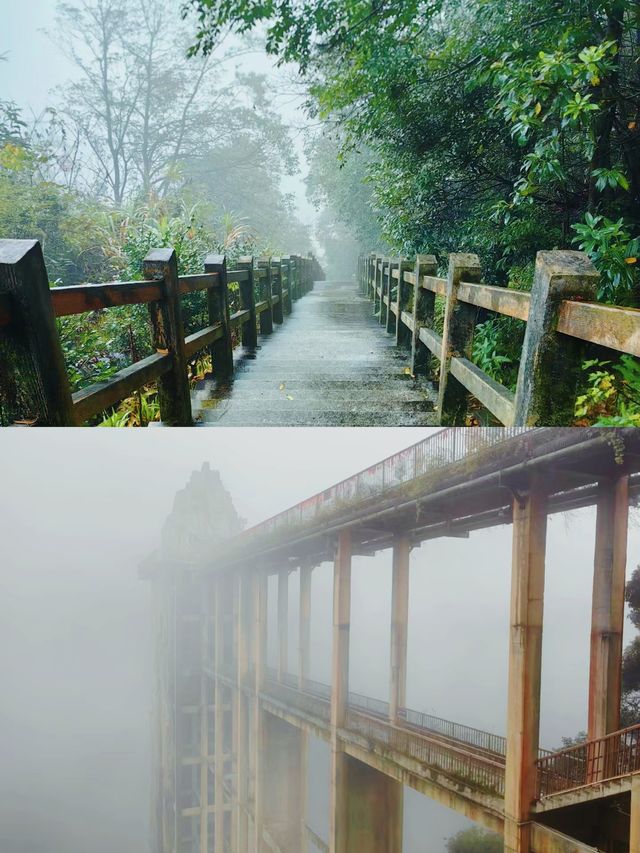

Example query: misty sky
[1,427,639,852]
[0,0,317,225]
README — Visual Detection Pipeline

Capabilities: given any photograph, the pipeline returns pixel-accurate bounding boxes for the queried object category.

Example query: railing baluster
[204,253,233,383]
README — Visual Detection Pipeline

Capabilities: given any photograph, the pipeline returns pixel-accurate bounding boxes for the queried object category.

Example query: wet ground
[191,280,438,426]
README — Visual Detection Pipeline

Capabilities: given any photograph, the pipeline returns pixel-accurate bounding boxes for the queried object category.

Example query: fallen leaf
[403,367,412,375]
[629,121,637,130]
[286,394,294,400]
[279,383,285,391]
[625,257,638,264]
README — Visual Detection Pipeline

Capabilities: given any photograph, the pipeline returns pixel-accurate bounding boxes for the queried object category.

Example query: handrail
[360,249,638,426]
[535,722,640,798]
[0,241,322,425]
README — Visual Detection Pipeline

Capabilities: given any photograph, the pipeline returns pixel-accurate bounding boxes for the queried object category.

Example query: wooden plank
[391,269,400,280]
[227,270,250,283]
[457,282,530,321]
[449,356,515,425]
[0,293,12,327]
[184,323,224,359]
[419,327,443,359]
[557,300,640,357]
[255,299,270,314]
[421,275,446,295]
[72,351,172,423]
[51,279,164,317]
[400,311,414,332]
[403,272,417,286]
[230,309,251,328]
[178,273,219,295]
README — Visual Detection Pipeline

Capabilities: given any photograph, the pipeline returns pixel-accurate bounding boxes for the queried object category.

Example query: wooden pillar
[205,253,234,383]
[214,581,225,853]
[281,257,292,315]
[0,239,75,425]
[272,258,284,325]
[237,256,258,349]
[436,253,482,426]
[373,256,382,317]
[631,775,640,853]
[504,476,548,853]
[277,568,289,682]
[380,258,391,327]
[386,259,399,335]
[389,535,410,723]
[258,258,274,336]
[395,258,413,346]
[253,571,267,853]
[513,251,598,426]
[410,254,438,378]
[330,530,352,853]
[588,475,629,741]
[143,248,192,426]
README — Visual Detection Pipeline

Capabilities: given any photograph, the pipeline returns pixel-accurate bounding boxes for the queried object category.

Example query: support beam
[504,476,548,853]
[631,774,640,853]
[299,564,312,689]
[588,475,629,742]
[214,582,225,853]
[344,755,403,853]
[236,575,250,853]
[200,582,211,853]
[389,535,410,723]
[277,569,289,681]
[253,571,268,853]
[330,530,352,853]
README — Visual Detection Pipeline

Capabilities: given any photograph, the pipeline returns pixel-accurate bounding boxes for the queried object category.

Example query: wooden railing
[359,250,640,426]
[0,239,321,426]
[535,723,640,798]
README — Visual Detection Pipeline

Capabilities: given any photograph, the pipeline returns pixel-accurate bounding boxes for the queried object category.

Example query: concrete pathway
[191,280,437,426]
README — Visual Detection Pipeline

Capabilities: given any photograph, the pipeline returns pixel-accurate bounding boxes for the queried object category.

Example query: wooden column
[272,258,284,325]
[513,251,598,426]
[631,775,640,853]
[389,535,411,723]
[237,256,258,349]
[588,475,629,741]
[386,258,399,335]
[0,239,75,425]
[330,530,352,853]
[436,253,482,426]
[258,258,274,336]
[395,258,413,346]
[504,476,548,853]
[205,253,234,383]
[214,581,225,853]
[143,248,192,426]
[277,568,289,681]
[380,258,391,327]
[410,254,438,377]
[281,257,292,315]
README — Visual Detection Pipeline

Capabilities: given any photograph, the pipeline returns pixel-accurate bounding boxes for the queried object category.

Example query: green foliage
[446,827,502,853]
[574,356,640,426]
[472,316,525,391]
[571,213,640,303]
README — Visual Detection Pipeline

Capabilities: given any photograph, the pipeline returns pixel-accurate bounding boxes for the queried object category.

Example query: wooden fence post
[237,256,258,349]
[204,253,233,383]
[386,258,400,335]
[143,248,192,426]
[410,254,438,377]
[395,257,413,346]
[0,239,75,425]
[513,250,598,426]
[281,256,292,314]
[380,257,391,326]
[436,253,482,425]
[258,257,274,335]
[373,255,381,316]
[272,257,284,324]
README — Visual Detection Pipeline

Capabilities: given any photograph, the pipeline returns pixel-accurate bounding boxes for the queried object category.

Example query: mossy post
[410,254,438,378]
[281,256,292,315]
[204,253,233,383]
[395,257,413,346]
[258,257,274,335]
[513,251,598,426]
[380,257,391,326]
[373,255,382,317]
[0,239,75,425]
[237,256,258,349]
[290,255,299,301]
[143,248,192,426]
[272,257,284,324]
[386,258,399,335]
[436,253,482,425]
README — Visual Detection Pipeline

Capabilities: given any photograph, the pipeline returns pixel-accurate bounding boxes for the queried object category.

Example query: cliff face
[160,462,245,562]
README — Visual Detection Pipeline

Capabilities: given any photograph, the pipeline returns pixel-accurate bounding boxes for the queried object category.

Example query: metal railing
[536,723,640,798]
[346,708,505,797]
[401,707,507,756]
[243,427,533,542]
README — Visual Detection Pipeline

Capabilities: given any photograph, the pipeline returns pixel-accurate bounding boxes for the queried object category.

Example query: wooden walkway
[191,280,437,426]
